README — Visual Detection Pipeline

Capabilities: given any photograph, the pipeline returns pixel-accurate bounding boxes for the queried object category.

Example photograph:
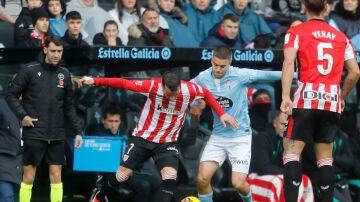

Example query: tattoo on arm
[284,139,295,151]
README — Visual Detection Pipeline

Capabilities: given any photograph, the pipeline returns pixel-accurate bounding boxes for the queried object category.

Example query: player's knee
[232,177,248,191]
[161,168,177,181]
[197,172,211,187]
[23,170,36,184]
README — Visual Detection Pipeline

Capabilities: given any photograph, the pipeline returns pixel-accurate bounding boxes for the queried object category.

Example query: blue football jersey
[191,66,282,137]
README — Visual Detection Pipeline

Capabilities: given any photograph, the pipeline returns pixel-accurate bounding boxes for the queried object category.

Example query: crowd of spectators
[0,0,357,51]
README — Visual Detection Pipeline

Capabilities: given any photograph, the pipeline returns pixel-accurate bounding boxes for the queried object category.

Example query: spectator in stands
[93,20,123,78]
[128,7,175,47]
[14,0,43,47]
[249,111,287,175]
[127,8,174,78]
[279,0,304,19]
[149,0,198,47]
[46,0,67,37]
[0,5,15,23]
[329,0,360,51]
[324,0,336,22]
[108,0,169,46]
[250,0,282,33]
[200,13,242,48]
[61,11,91,76]
[61,11,88,47]
[273,17,303,49]
[93,20,123,46]
[0,96,22,202]
[249,89,273,134]
[0,6,15,47]
[251,0,278,17]
[182,0,222,44]
[66,0,112,45]
[86,104,162,202]
[18,7,51,47]
[108,0,143,45]
[217,0,275,48]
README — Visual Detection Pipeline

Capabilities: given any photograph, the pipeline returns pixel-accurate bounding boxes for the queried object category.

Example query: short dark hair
[162,71,180,91]
[221,13,239,23]
[103,20,119,32]
[252,89,271,101]
[102,104,122,119]
[66,10,82,21]
[44,35,63,47]
[141,7,159,20]
[213,46,232,60]
[254,34,272,49]
[46,0,67,17]
[303,0,326,15]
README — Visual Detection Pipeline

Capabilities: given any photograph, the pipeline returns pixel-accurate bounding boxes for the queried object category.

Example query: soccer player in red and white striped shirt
[280,0,360,201]
[78,72,237,202]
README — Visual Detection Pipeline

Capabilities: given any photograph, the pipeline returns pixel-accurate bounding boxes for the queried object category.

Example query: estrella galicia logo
[216,96,233,112]
[264,50,274,62]
[161,47,171,60]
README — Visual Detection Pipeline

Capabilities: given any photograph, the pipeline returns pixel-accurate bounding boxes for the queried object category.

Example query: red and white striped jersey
[284,19,356,113]
[93,78,225,143]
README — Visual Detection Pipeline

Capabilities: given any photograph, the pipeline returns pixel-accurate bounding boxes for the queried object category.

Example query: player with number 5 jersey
[284,18,357,113]
[280,0,360,201]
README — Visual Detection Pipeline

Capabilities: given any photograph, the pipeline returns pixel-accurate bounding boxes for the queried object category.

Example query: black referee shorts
[23,139,65,166]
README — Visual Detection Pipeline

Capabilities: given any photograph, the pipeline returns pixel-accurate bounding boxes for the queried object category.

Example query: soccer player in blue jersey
[190,46,285,202]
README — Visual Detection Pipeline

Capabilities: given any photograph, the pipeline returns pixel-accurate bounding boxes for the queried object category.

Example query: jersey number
[317,42,334,75]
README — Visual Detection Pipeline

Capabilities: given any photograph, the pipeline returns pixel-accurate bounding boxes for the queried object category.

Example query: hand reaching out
[220,113,238,129]
[77,76,94,88]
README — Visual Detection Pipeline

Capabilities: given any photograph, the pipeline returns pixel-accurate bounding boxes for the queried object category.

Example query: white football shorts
[200,134,252,174]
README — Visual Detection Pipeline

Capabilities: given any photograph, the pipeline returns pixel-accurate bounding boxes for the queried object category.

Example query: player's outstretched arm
[77,76,94,88]
[189,99,206,121]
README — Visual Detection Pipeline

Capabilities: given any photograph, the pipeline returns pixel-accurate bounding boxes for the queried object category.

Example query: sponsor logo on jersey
[303,90,338,102]
[156,105,182,115]
[216,96,233,112]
